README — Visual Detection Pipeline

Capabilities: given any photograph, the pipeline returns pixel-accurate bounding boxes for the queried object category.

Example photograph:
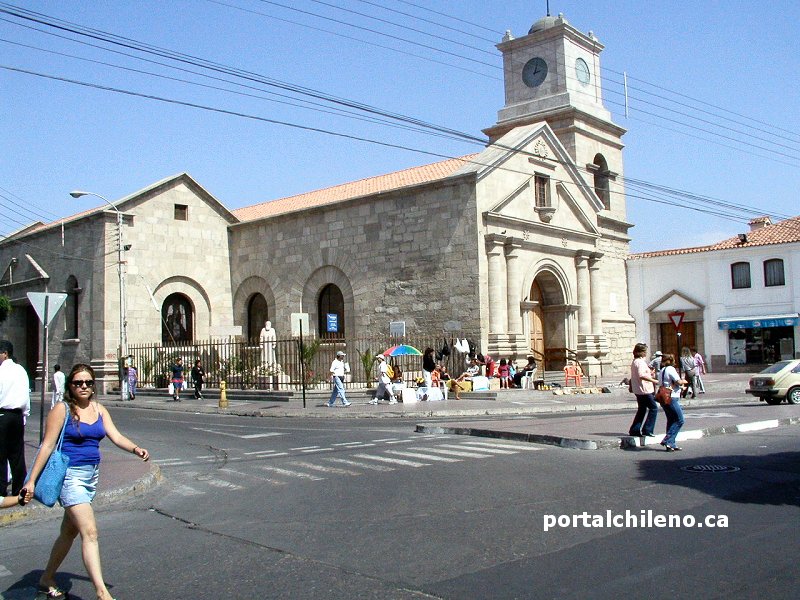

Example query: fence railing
[128,334,483,392]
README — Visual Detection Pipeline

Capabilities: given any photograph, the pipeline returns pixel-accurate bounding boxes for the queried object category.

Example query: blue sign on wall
[326,313,339,333]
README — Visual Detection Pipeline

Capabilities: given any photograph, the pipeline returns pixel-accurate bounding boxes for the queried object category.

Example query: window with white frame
[534,175,550,208]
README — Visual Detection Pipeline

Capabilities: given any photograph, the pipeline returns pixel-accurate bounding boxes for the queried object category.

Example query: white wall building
[627,216,800,371]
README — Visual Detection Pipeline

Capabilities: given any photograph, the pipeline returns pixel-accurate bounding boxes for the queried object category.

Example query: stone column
[589,255,603,334]
[505,239,524,334]
[485,235,507,334]
[575,254,591,334]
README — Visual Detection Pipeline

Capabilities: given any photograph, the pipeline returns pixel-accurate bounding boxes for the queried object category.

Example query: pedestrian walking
[679,346,697,398]
[0,339,31,498]
[191,359,205,399]
[170,356,185,402]
[51,364,66,409]
[126,358,138,400]
[369,354,397,405]
[26,363,150,600]
[691,347,706,393]
[327,351,351,407]
[658,354,687,452]
[628,343,659,438]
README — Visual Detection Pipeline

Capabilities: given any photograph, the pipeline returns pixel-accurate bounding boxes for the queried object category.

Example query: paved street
[2,401,799,599]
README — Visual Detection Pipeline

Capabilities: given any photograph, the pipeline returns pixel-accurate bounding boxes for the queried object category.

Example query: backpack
[385,364,395,379]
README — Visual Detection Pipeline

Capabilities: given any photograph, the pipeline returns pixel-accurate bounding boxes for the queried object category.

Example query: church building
[0,13,636,390]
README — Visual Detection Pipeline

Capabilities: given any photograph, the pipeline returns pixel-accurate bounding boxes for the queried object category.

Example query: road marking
[286,461,362,476]
[323,457,395,472]
[412,447,494,458]
[371,437,401,442]
[244,450,289,457]
[333,441,367,446]
[737,420,780,432]
[290,446,320,451]
[384,450,461,463]
[0,565,12,577]
[257,466,326,481]
[174,484,204,496]
[191,427,284,439]
[441,443,518,455]
[684,412,737,418]
[351,453,429,467]
[301,447,334,453]
[155,458,192,466]
[204,479,244,490]
[458,441,541,451]
[384,439,415,445]
[218,467,290,485]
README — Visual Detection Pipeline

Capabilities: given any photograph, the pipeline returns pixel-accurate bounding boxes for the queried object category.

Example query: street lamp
[70,190,128,402]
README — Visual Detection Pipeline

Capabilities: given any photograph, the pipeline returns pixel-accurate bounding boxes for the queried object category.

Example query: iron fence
[127,333,482,392]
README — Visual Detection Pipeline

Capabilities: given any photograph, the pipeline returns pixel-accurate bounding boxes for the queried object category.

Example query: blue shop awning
[718,313,800,330]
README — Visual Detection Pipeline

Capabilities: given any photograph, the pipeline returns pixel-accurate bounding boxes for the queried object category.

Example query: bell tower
[483,13,627,217]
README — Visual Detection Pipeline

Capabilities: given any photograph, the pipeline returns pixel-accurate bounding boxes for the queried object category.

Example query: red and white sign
[668,311,685,331]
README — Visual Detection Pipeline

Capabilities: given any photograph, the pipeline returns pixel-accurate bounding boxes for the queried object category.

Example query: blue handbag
[26,404,71,507]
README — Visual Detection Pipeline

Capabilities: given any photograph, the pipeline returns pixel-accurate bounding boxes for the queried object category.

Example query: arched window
[247,293,269,342]
[764,259,785,287]
[592,154,610,210]
[162,293,193,344]
[731,262,751,289]
[318,284,345,339]
[64,275,81,339]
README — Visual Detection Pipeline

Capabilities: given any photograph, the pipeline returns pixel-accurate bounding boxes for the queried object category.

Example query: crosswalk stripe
[244,450,289,456]
[333,441,366,446]
[204,479,244,490]
[384,439,415,445]
[175,484,204,496]
[323,457,395,472]
[441,443,518,455]
[411,447,494,458]
[457,441,541,451]
[286,461,362,476]
[257,466,326,481]
[384,450,461,463]
[155,459,192,466]
[351,453,429,467]
[371,438,400,442]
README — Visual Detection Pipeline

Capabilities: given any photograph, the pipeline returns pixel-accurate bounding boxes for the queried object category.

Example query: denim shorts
[59,464,99,507]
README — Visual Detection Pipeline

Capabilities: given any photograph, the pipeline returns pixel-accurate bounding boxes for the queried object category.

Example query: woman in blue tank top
[26,364,150,600]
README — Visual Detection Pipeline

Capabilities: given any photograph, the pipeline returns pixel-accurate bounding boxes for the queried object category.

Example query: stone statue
[259,320,277,366]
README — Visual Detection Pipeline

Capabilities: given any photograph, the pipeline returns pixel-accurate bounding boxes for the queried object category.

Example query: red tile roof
[232,154,479,222]
[629,215,800,259]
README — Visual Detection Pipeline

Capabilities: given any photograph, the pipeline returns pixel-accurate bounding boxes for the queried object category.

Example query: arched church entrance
[528,270,569,371]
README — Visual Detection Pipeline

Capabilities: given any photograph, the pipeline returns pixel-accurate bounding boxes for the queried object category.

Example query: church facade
[0,14,636,390]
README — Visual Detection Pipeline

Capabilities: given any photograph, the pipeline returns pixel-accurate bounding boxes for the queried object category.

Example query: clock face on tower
[575,57,591,85]
[522,57,548,88]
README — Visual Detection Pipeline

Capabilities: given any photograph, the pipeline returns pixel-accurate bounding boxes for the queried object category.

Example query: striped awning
[717,314,800,330]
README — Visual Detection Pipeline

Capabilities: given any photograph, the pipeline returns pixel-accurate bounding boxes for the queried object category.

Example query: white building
[627,216,800,371]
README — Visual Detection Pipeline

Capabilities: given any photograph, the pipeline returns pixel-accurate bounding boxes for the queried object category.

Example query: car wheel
[764,396,783,405]
[787,387,800,405]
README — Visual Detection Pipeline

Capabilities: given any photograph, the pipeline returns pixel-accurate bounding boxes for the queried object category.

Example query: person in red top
[497,358,511,389]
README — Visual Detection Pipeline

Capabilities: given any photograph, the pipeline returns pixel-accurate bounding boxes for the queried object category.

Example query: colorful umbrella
[383,344,422,357]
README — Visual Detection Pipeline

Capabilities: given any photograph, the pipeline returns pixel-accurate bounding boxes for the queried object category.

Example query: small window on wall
[593,154,611,210]
[534,175,550,208]
[64,275,81,338]
[731,262,751,289]
[174,204,188,221]
[764,259,785,287]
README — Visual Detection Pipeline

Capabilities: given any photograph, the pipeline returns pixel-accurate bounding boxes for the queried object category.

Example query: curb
[619,416,800,449]
[417,416,800,451]
[0,463,162,528]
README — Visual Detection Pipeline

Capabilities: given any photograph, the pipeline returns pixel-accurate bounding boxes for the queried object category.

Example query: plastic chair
[564,364,583,387]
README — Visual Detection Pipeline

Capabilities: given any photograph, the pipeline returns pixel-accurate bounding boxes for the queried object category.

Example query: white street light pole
[70,190,128,402]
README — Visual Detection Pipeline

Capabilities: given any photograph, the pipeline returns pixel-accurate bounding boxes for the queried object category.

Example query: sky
[1,0,799,253]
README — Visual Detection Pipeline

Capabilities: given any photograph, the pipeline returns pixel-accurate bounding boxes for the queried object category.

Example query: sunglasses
[70,379,95,388]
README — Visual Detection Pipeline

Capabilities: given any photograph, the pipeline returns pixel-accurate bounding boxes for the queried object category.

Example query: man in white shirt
[51,363,66,408]
[327,351,351,407]
[0,340,31,497]
[369,354,397,405]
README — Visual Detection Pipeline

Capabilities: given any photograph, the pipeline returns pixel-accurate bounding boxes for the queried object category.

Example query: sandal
[36,585,68,599]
